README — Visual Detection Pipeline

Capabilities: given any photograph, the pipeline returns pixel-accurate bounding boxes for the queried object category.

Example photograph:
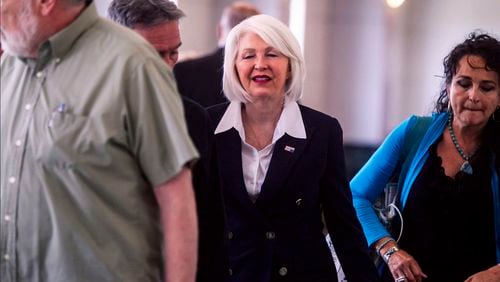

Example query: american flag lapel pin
[284,145,295,153]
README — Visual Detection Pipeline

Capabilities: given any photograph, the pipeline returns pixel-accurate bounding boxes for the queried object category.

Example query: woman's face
[449,55,500,129]
[235,32,290,103]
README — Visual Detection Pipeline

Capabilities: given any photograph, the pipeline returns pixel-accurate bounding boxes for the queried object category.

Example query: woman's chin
[459,112,489,127]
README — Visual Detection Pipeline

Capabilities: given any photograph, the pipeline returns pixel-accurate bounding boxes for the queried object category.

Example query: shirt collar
[215,97,307,142]
[49,2,99,60]
[274,97,307,141]
[17,2,98,69]
[214,101,246,140]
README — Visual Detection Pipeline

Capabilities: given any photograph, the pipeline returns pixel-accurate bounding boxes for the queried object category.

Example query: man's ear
[37,0,57,16]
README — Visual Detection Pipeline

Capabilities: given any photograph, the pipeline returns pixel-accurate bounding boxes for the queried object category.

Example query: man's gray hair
[223,15,306,103]
[107,0,185,28]
[65,0,92,5]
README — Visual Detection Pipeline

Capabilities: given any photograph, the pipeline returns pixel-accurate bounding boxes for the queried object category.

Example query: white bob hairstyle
[222,14,306,103]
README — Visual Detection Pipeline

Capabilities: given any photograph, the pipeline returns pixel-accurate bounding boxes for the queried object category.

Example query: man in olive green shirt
[0,0,198,281]
[108,2,228,282]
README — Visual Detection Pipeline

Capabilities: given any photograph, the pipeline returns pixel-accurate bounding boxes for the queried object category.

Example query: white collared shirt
[215,97,306,202]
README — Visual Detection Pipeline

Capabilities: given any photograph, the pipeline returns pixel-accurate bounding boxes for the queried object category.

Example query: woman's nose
[254,56,268,70]
[468,85,481,103]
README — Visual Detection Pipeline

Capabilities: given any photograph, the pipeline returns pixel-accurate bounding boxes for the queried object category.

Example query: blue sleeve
[350,116,415,246]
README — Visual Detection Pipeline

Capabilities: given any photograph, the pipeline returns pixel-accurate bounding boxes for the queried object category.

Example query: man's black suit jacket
[182,97,227,282]
[208,103,379,282]
[174,48,228,108]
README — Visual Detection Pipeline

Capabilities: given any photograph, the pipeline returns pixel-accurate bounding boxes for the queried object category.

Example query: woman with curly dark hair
[351,31,500,282]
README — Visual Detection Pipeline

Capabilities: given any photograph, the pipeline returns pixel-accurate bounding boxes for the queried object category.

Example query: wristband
[375,238,395,256]
[382,246,400,263]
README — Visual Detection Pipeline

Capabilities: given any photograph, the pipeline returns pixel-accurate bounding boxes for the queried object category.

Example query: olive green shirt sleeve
[125,57,198,187]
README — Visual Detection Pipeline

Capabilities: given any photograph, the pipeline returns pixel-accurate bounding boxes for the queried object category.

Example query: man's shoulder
[182,96,209,120]
[206,102,229,125]
[299,105,340,127]
[82,18,159,62]
[175,49,222,72]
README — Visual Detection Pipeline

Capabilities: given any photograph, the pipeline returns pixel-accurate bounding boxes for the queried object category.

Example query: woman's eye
[480,85,495,92]
[457,80,471,89]
[242,54,254,59]
[267,53,278,57]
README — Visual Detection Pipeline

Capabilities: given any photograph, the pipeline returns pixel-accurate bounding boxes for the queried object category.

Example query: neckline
[447,114,478,175]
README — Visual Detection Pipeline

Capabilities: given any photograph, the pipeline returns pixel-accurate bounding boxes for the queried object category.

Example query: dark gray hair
[65,0,92,5]
[107,0,185,28]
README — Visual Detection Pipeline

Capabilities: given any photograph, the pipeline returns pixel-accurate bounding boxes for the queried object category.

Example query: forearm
[155,168,198,282]
[350,117,412,245]
[466,264,500,282]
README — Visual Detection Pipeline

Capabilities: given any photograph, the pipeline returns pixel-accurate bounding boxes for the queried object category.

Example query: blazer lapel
[215,129,257,209]
[256,133,310,204]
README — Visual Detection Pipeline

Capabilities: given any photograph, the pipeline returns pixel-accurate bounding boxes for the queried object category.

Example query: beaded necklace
[447,114,476,174]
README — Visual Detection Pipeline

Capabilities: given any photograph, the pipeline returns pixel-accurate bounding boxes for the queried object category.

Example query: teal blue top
[350,112,500,262]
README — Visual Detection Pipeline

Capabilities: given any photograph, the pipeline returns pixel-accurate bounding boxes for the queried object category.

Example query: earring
[493,106,500,123]
[447,102,452,112]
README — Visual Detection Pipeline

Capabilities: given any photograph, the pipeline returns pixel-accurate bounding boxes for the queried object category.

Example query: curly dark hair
[435,31,500,113]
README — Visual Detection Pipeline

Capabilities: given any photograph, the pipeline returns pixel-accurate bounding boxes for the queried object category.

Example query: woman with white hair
[209,14,379,282]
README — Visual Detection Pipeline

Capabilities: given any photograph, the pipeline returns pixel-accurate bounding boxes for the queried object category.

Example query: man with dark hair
[0,0,198,281]
[108,1,227,281]
[173,1,260,108]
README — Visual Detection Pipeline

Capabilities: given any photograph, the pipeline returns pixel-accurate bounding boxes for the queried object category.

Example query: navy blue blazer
[209,103,379,282]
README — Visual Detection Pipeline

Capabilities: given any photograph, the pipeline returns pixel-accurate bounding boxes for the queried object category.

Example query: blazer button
[295,198,302,206]
[228,268,233,276]
[265,231,276,239]
[278,266,288,276]
[227,231,233,240]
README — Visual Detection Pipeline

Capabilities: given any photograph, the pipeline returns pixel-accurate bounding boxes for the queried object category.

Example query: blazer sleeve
[350,116,414,246]
[320,118,380,281]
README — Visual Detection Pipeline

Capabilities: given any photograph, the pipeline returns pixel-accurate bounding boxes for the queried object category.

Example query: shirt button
[227,231,233,240]
[55,58,61,64]
[279,267,288,276]
[228,268,233,276]
[4,215,11,221]
[15,140,22,147]
[3,254,10,261]
[8,177,16,184]
[266,231,276,240]
[25,104,32,111]
[295,198,302,206]
[36,71,43,78]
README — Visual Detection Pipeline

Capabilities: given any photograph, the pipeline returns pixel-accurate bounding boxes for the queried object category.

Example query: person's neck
[28,3,87,59]
[242,100,284,150]
[243,99,284,126]
[452,120,484,154]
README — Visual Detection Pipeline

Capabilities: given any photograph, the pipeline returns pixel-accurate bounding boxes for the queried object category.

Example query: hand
[385,249,427,282]
[465,264,500,282]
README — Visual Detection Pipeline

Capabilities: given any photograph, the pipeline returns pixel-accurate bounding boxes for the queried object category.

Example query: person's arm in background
[155,167,198,282]
[127,56,199,281]
[465,264,500,282]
